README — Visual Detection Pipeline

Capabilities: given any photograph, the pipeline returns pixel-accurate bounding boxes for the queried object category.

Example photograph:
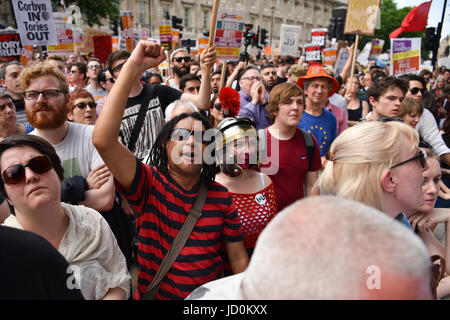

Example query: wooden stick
[349,34,359,87]
[220,62,227,90]
[209,0,220,46]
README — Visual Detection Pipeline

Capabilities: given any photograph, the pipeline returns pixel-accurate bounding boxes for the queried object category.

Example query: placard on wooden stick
[344,0,380,36]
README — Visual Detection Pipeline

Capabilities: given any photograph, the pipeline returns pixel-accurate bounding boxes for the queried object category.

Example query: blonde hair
[19,62,69,93]
[316,121,419,212]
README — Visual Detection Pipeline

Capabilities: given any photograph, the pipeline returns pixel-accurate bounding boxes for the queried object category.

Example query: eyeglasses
[377,116,404,123]
[88,64,101,70]
[112,62,126,74]
[2,155,53,185]
[241,76,261,81]
[171,128,207,144]
[214,103,222,111]
[173,56,191,63]
[390,148,427,170]
[106,78,115,84]
[23,90,66,100]
[74,101,97,109]
[410,87,425,95]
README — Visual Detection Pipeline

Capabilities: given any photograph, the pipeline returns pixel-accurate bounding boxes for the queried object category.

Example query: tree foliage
[51,0,120,27]
[359,0,427,56]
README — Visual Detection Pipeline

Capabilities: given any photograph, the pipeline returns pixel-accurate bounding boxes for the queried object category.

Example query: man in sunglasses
[19,62,115,214]
[401,74,450,168]
[167,48,192,90]
[96,69,115,116]
[105,44,216,165]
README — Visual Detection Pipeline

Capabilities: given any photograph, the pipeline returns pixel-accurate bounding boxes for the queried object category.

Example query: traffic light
[110,20,119,36]
[172,16,183,31]
[424,27,437,51]
[260,28,268,46]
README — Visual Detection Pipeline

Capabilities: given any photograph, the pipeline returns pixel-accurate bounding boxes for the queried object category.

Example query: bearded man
[166,49,192,90]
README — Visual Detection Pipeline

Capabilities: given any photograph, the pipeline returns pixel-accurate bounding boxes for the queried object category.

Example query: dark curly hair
[149,112,217,184]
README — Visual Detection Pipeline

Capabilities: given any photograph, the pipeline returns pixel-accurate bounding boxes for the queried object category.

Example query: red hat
[219,87,240,117]
[296,65,340,97]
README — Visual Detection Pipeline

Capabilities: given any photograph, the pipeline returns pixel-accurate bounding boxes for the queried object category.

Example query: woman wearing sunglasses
[0,135,131,300]
[67,89,97,125]
[209,88,241,129]
[215,117,277,260]
[316,121,428,229]
[405,149,450,298]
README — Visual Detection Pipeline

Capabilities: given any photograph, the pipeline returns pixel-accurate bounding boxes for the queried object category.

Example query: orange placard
[121,11,134,51]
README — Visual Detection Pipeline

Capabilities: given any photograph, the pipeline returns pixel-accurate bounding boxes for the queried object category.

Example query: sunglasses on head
[174,56,191,63]
[2,155,53,185]
[410,87,425,95]
[171,128,207,144]
[390,148,427,170]
[74,101,97,109]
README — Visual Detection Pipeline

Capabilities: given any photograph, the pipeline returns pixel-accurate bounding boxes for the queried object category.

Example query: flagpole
[432,0,447,68]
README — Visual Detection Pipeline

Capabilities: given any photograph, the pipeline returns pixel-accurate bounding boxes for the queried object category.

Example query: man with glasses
[401,74,450,168]
[166,48,192,90]
[237,66,271,130]
[69,62,87,92]
[96,69,115,116]
[105,44,216,165]
[85,58,106,102]
[19,62,115,214]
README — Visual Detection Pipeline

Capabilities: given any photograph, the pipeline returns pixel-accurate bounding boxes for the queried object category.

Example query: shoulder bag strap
[142,180,208,300]
[128,86,151,153]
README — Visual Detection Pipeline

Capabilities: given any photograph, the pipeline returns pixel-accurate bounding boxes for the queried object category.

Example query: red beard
[26,103,68,129]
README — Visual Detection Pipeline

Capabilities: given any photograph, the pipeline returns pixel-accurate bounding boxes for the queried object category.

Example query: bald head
[241,196,432,300]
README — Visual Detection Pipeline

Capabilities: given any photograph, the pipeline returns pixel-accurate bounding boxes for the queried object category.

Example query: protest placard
[93,36,112,65]
[369,39,384,61]
[198,37,209,54]
[356,41,372,67]
[47,12,74,56]
[305,44,322,64]
[120,10,134,51]
[20,45,34,66]
[159,20,172,51]
[323,48,337,66]
[11,0,57,46]
[390,38,421,76]
[311,28,327,47]
[344,0,380,36]
[0,32,22,61]
[280,24,301,57]
[213,7,246,61]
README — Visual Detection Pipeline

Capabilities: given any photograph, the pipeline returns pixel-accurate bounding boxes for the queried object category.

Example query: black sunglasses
[410,87,425,95]
[106,78,115,84]
[74,101,97,109]
[112,61,126,74]
[377,116,404,123]
[174,56,191,63]
[214,103,222,111]
[2,155,53,185]
[390,148,427,170]
[171,128,207,144]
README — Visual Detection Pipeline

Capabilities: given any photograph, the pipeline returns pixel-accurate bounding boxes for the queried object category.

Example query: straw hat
[296,64,340,97]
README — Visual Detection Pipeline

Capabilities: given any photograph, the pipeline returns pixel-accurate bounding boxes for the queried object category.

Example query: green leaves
[52,0,120,27]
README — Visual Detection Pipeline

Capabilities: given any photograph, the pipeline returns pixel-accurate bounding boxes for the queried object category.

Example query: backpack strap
[299,129,316,170]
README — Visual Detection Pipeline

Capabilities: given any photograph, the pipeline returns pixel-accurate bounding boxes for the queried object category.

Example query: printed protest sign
[213,7,245,61]
[280,24,301,56]
[344,0,380,36]
[311,28,327,47]
[20,45,34,66]
[356,41,372,67]
[120,10,134,51]
[369,39,384,61]
[47,12,74,56]
[390,38,421,76]
[334,47,350,76]
[198,37,209,54]
[93,36,112,65]
[0,32,22,61]
[323,48,337,66]
[159,20,172,51]
[11,0,57,46]
[305,44,322,63]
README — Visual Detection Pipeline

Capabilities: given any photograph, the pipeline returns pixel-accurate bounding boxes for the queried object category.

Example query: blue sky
[393,0,450,37]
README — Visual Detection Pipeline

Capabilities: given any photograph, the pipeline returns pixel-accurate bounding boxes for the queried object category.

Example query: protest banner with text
[280,24,301,57]
[390,38,421,76]
[213,7,246,61]
[0,32,22,61]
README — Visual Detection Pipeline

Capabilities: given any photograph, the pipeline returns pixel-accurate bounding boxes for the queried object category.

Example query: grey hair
[164,100,199,122]
[241,195,431,299]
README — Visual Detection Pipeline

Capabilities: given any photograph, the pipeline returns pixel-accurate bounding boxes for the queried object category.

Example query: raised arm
[180,46,216,110]
[92,41,166,192]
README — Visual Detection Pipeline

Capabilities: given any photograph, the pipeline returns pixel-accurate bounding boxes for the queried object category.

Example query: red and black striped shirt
[115,158,244,300]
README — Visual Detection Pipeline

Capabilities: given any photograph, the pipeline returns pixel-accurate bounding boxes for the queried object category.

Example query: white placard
[280,24,301,56]
[11,0,57,46]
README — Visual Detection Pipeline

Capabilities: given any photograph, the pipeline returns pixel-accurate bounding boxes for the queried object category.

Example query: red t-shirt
[261,128,322,212]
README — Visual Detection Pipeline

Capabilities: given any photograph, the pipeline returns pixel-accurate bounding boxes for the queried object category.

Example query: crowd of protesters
[0,38,449,300]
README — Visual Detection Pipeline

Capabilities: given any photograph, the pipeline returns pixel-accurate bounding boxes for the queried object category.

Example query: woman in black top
[344,76,369,126]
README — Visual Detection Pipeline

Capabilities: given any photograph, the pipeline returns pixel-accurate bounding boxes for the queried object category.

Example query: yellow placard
[344,0,380,36]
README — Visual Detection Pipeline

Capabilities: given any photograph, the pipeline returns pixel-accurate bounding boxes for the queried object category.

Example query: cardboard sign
[93,35,112,65]
[311,28,327,47]
[0,32,22,61]
[390,38,421,76]
[120,10,134,51]
[159,20,172,51]
[11,0,57,46]
[280,24,301,56]
[305,44,322,63]
[213,7,245,61]
[47,12,74,56]
[344,0,380,36]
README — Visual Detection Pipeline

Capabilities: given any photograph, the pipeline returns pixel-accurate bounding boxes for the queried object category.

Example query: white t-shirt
[3,203,131,300]
[85,84,106,101]
[31,122,103,179]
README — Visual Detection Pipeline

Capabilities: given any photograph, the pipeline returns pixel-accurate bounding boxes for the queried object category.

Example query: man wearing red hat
[297,65,339,162]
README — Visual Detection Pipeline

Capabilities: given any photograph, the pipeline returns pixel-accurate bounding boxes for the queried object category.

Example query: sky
[393,0,450,37]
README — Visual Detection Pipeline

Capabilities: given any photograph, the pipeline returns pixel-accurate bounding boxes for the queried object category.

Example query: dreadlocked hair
[149,111,217,184]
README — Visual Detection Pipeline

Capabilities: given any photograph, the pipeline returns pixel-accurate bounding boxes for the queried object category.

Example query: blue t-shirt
[298,108,337,156]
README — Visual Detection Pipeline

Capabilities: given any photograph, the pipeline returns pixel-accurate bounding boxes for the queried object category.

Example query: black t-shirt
[120,84,182,163]
[0,226,84,300]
